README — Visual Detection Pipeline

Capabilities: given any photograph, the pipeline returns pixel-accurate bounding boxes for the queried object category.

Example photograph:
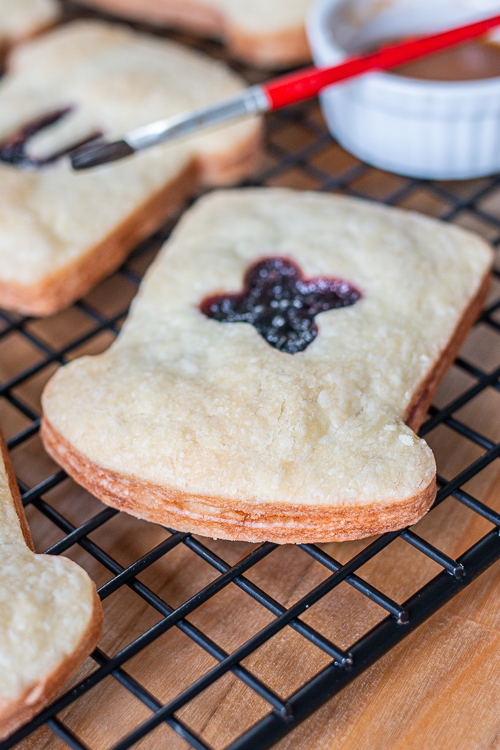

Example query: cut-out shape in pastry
[78,0,311,68]
[0,433,102,741]
[201,257,361,354]
[41,188,493,544]
[0,20,261,316]
[0,107,101,168]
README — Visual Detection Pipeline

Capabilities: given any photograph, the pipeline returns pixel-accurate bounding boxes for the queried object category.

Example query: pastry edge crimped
[79,0,311,68]
[0,431,103,741]
[40,263,491,543]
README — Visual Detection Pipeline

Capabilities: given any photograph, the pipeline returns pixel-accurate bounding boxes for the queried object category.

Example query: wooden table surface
[3,8,500,749]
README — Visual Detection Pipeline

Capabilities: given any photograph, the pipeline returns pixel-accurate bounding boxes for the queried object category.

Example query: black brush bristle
[70,139,135,170]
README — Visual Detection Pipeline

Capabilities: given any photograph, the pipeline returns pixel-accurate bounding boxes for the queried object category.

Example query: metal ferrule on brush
[126,84,269,151]
[70,85,269,170]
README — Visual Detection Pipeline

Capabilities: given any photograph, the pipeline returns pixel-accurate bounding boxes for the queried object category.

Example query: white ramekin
[307,0,500,179]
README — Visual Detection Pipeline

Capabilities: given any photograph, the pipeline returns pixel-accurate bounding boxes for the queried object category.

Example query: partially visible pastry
[0,433,102,740]
[41,188,493,544]
[79,0,312,68]
[0,20,261,316]
[0,0,60,53]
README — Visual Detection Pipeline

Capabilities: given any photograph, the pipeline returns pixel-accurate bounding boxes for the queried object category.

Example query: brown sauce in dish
[389,41,500,81]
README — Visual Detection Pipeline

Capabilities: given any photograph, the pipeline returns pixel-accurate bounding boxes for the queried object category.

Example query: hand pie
[41,188,493,543]
[0,433,102,740]
[0,21,261,315]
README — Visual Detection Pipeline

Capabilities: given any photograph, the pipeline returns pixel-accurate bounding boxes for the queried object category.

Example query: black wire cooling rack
[2,5,500,750]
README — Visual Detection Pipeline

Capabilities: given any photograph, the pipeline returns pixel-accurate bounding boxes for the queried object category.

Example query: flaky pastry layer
[41,418,436,543]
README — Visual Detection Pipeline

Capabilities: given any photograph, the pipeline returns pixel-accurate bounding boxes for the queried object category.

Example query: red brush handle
[263,13,500,110]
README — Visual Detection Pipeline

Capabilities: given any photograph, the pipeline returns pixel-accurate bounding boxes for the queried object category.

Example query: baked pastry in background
[0,20,261,316]
[0,433,102,740]
[0,0,60,53]
[79,0,311,68]
[41,188,493,544]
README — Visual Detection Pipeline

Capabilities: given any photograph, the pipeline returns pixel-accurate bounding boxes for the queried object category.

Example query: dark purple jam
[200,257,361,354]
[0,108,101,168]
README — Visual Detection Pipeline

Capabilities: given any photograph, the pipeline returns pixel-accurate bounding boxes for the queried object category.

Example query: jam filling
[200,257,361,354]
[0,108,101,168]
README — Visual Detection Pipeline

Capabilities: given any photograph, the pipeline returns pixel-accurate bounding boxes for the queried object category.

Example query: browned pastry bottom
[41,265,491,543]
[0,129,261,317]
[0,433,103,741]
[81,0,311,68]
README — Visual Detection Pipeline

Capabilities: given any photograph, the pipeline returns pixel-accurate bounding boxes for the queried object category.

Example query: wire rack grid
[2,6,500,750]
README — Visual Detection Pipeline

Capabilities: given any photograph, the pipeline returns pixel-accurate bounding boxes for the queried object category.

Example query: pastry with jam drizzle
[201,257,361,354]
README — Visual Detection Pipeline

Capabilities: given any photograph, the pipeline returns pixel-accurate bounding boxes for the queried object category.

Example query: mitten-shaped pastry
[0,21,261,315]
[79,0,311,68]
[0,0,59,53]
[41,188,493,543]
[0,435,102,740]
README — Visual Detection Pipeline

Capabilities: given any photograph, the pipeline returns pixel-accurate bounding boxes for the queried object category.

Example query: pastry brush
[70,12,500,170]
